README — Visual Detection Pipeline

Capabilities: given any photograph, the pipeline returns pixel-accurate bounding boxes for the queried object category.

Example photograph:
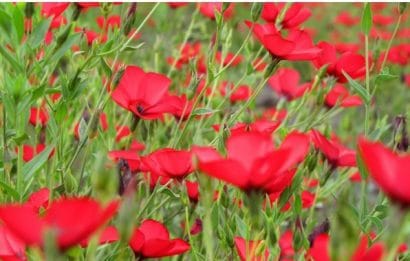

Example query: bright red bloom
[262,3,311,29]
[194,131,310,194]
[268,68,311,101]
[215,52,243,67]
[115,125,131,142]
[168,3,189,9]
[167,42,201,69]
[198,3,234,20]
[234,236,270,261]
[21,144,46,162]
[29,107,49,127]
[0,198,118,250]
[186,181,199,203]
[142,148,194,180]
[41,3,70,18]
[219,82,251,103]
[27,188,50,212]
[111,66,174,120]
[358,138,410,205]
[279,230,294,261]
[129,219,190,258]
[164,94,194,121]
[306,233,330,261]
[335,11,360,26]
[108,149,141,171]
[0,224,26,261]
[96,15,121,30]
[313,41,366,83]
[246,21,321,61]
[80,226,119,248]
[310,130,356,168]
[352,235,384,261]
[324,84,362,108]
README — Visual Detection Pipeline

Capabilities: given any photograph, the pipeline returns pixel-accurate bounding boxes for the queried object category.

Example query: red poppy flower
[186,181,199,203]
[310,130,356,168]
[0,224,26,261]
[358,138,410,205]
[194,131,309,194]
[268,68,311,101]
[352,235,384,261]
[168,3,189,9]
[142,148,193,180]
[220,82,251,103]
[20,144,46,162]
[96,15,121,30]
[324,84,362,108]
[215,52,243,67]
[313,41,366,83]
[198,3,234,20]
[373,14,394,27]
[234,236,270,261]
[167,42,201,69]
[164,94,194,121]
[279,230,294,261]
[0,198,118,250]
[129,219,190,258]
[306,233,330,261]
[108,149,141,171]
[262,3,311,29]
[27,188,50,212]
[41,3,70,18]
[80,226,119,248]
[335,11,360,27]
[111,66,174,120]
[50,15,67,29]
[115,125,131,142]
[29,107,49,127]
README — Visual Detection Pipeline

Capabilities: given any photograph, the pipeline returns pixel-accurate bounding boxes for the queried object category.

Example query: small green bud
[399,3,407,14]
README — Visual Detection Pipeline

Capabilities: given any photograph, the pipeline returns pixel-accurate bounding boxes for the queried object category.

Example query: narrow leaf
[23,145,54,181]
[342,70,371,104]
[361,3,372,35]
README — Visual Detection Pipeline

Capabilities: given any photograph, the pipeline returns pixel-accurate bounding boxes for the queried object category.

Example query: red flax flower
[246,21,321,61]
[268,68,311,101]
[142,148,194,180]
[0,198,118,250]
[234,236,270,261]
[262,3,311,29]
[29,107,49,127]
[111,66,173,120]
[0,224,26,261]
[313,41,365,83]
[129,219,190,258]
[194,130,310,194]
[310,130,356,168]
[324,84,362,108]
[358,138,410,205]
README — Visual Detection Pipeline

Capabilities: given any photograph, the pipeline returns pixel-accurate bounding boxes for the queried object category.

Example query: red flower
[310,130,356,168]
[168,3,189,9]
[404,74,410,88]
[142,148,194,180]
[80,226,119,248]
[0,224,26,261]
[246,21,321,61]
[279,231,294,261]
[0,198,118,250]
[352,235,384,261]
[96,15,121,30]
[324,84,362,108]
[108,149,141,171]
[194,131,309,194]
[29,107,49,127]
[358,138,410,205]
[115,125,131,142]
[234,236,270,261]
[41,3,70,18]
[167,42,202,69]
[335,11,360,27]
[262,3,311,29]
[220,82,251,103]
[164,94,194,121]
[129,219,190,258]
[215,52,243,67]
[21,144,45,162]
[313,41,365,83]
[198,3,234,20]
[268,68,311,101]
[306,233,330,261]
[186,181,199,203]
[27,188,50,212]
[111,66,174,120]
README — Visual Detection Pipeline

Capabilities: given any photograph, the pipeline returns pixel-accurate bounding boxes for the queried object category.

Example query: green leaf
[342,71,371,104]
[12,5,24,43]
[49,33,81,64]
[100,57,112,78]
[23,145,54,181]
[192,108,219,116]
[375,68,398,83]
[0,44,24,73]
[0,180,20,201]
[29,18,52,49]
[361,3,372,35]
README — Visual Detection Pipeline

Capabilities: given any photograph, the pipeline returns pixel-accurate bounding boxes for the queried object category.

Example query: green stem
[380,14,402,73]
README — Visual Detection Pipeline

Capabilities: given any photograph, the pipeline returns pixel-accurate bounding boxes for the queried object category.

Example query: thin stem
[380,15,402,73]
